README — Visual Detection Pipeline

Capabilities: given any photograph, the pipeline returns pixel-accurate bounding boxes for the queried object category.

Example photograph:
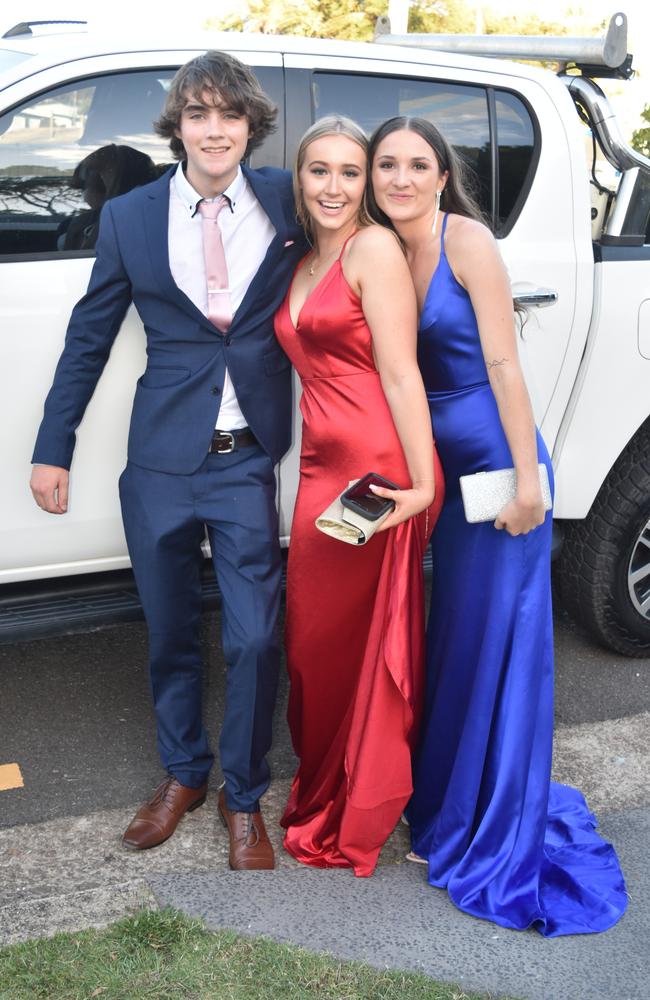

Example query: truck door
[496,77,593,454]
[0,55,284,583]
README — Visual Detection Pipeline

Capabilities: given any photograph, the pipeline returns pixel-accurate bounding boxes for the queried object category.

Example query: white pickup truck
[1,16,649,654]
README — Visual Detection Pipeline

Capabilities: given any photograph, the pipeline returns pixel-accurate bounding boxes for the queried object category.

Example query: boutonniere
[283,239,295,247]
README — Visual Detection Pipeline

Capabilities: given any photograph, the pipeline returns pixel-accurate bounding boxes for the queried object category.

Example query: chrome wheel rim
[628,516,650,619]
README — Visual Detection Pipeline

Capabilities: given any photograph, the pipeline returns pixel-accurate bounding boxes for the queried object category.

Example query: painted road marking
[0,763,24,791]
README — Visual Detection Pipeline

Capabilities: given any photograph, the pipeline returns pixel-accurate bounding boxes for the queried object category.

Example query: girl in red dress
[274,117,444,876]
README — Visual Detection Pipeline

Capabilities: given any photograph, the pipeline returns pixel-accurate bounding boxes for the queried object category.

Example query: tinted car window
[313,72,491,219]
[0,71,174,257]
[494,89,537,234]
[0,65,284,257]
[247,66,284,170]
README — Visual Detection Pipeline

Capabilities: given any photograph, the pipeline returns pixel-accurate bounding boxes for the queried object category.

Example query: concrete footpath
[1,712,648,1000]
[150,808,648,1000]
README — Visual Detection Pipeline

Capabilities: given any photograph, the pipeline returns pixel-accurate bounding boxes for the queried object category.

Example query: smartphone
[341,472,400,521]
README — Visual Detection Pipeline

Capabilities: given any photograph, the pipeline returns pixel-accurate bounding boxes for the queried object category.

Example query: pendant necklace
[308,241,347,277]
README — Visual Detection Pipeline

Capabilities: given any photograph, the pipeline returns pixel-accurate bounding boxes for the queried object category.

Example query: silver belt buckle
[217,431,235,453]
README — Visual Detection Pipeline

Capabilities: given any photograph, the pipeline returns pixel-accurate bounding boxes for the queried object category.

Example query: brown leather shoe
[218,788,275,870]
[122,776,207,850]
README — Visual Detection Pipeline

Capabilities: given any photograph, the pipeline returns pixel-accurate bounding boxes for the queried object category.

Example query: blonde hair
[293,115,373,244]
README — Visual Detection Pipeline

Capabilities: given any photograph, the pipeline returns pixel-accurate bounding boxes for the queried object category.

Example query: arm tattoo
[487,357,509,370]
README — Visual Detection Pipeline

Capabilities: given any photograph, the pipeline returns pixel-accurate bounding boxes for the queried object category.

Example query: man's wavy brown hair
[154,50,277,161]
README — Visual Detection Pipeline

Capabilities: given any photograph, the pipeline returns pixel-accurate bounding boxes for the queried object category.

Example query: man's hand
[30,465,69,514]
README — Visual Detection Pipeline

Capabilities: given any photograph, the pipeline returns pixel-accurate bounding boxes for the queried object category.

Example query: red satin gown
[274,241,445,877]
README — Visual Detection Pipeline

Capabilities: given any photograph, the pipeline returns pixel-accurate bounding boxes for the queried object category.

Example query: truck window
[0,65,284,258]
[0,71,175,257]
[313,72,540,233]
[494,89,538,235]
[312,72,491,220]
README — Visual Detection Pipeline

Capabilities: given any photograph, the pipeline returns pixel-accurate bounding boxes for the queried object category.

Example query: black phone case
[341,473,399,521]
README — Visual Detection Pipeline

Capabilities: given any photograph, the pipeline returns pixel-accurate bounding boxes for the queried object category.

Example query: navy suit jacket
[32,165,307,473]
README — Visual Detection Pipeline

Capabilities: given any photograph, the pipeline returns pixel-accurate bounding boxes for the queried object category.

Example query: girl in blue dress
[368,116,627,936]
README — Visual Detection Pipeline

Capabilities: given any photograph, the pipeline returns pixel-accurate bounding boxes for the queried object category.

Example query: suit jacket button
[211,386,221,395]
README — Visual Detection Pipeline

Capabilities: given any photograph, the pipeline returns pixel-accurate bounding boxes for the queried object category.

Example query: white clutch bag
[459,464,552,523]
[315,479,394,545]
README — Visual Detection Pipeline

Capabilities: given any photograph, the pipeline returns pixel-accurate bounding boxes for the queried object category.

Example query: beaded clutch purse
[459,464,552,523]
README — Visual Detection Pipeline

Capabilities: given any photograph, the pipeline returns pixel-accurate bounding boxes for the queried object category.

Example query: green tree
[210,0,387,40]
[313,0,387,40]
[208,0,601,43]
[408,0,474,35]
[211,0,324,35]
[631,104,650,159]
[482,12,567,36]
[210,0,474,40]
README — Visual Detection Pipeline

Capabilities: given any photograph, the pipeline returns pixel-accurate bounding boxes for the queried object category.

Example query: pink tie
[198,197,232,333]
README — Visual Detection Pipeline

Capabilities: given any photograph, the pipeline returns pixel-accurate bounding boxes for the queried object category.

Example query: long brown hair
[367,116,485,229]
[368,116,526,324]
[293,116,373,245]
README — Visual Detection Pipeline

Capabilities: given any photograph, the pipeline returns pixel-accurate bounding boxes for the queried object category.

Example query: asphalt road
[1,598,648,830]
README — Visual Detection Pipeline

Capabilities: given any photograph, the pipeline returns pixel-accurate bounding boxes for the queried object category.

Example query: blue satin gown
[407,214,627,936]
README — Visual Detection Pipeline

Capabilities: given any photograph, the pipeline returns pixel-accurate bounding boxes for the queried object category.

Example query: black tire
[555,420,650,657]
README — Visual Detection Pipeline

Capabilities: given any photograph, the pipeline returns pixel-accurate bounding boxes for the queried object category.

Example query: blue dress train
[407,214,627,936]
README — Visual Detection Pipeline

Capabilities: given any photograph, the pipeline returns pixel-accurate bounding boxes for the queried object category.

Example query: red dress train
[274,250,444,877]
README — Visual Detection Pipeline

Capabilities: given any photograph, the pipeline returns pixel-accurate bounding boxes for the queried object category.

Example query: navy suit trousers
[119,444,282,812]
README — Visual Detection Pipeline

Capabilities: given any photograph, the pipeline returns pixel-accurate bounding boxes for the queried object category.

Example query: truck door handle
[513,288,558,308]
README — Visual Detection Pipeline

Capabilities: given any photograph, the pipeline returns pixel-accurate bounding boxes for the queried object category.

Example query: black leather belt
[209,428,257,454]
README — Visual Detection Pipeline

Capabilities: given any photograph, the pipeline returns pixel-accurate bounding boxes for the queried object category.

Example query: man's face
[175,91,250,197]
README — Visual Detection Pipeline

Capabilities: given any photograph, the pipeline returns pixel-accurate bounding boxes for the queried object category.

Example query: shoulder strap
[440,212,449,252]
[338,228,359,259]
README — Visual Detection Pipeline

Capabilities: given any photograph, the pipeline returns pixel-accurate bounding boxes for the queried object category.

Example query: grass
[0,908,515,1000]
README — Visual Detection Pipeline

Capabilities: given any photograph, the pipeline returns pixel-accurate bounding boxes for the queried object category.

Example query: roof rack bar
[374,12,629,76]
[2,20,87,39]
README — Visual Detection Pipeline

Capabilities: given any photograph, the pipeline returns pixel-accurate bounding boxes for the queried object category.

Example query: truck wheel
[555,423,650,657]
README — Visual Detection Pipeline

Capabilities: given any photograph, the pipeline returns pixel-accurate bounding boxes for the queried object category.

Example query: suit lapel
[242,164,289,239]
[232,166,297,331]
[142,165,302,335]
[143,168,215,332]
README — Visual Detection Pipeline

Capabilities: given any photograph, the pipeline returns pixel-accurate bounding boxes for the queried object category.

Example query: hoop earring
[432,188,443,237]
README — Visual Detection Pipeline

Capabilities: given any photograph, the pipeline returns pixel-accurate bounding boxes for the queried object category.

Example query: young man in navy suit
[30,52,306,869]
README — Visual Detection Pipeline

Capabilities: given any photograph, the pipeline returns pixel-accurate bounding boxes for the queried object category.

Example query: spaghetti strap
[338,229,359,259]
[439,213,449,256]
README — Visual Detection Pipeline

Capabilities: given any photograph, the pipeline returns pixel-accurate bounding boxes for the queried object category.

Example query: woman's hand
[369,482,435,532]
[494,493,546,536]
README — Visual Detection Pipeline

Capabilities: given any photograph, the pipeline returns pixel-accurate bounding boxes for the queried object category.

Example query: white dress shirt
[168,164,276,429]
